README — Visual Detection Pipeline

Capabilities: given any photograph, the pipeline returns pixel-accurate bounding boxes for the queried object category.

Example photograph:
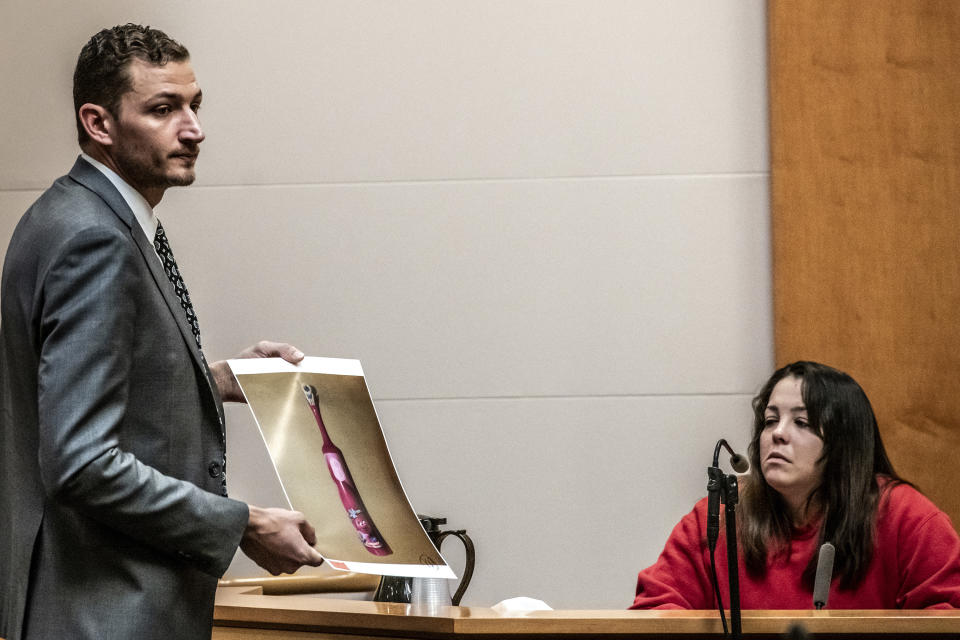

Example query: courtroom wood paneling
[211,589,960,638]
[769,0,960,528]
[214,629,362,640]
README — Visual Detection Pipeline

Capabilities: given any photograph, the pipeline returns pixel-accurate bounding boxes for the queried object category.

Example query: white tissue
[492,596,553,614]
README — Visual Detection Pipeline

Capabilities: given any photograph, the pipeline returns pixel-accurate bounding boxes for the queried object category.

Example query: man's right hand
[240,505,325,575]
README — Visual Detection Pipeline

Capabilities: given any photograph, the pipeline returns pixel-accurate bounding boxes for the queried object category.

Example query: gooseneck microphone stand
[707,439,744,640]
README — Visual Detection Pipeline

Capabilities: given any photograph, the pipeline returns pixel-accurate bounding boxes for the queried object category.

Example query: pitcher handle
[435,529,475,606]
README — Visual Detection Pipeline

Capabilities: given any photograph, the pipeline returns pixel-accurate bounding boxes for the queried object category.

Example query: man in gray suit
[0,24,325,639]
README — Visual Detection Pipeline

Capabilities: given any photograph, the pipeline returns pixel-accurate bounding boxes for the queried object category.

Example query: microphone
[728,452,749,473]
[706,438,749,640]
[784,622,811,639]
[707,439,749,551]
[813,542,835,610]
[713,439,750,473]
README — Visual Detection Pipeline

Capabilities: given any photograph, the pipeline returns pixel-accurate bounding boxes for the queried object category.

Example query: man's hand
[240,505,325,575]
[209,341,305,403]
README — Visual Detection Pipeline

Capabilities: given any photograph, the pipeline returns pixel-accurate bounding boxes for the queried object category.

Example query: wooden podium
[214,587,960,639]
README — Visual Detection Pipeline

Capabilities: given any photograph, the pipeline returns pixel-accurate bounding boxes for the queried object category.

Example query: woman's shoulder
[877,476,947,525]
[663,496,711,536]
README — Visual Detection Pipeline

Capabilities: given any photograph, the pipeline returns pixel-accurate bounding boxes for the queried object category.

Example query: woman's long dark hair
[738,361,906,589]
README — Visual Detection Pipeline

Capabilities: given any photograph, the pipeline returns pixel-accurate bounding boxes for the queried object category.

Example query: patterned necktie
[154,221,227,496]
[154,221,202,351]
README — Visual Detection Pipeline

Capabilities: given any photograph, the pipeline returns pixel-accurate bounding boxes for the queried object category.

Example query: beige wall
[0,1,770,608]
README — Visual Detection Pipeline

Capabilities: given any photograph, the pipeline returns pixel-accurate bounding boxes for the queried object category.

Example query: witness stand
[213,586,960,640]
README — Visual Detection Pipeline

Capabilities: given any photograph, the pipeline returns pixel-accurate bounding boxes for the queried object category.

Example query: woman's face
[759,376,825,514]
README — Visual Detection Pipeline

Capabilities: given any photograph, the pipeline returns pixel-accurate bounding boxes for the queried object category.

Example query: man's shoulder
[5,170,135,284]
[17,169,126,239]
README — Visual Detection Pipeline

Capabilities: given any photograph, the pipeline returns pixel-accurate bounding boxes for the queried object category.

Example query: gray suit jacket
[0,158,249,640]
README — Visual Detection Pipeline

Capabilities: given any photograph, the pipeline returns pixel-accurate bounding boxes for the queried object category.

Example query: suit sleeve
[36,224,248,578]
[630,503,715,609]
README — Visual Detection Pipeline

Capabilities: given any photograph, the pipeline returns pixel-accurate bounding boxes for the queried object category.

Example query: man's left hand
[210,341,305,403]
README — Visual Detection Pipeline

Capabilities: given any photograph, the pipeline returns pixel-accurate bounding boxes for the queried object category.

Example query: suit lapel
[68,157,135,228]
[68,157,224,422]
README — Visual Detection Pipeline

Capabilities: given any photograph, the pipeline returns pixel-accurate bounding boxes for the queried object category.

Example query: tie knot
[154,221,167,248]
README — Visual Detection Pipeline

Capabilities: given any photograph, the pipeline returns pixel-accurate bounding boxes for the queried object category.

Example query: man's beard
[114,141,197,191]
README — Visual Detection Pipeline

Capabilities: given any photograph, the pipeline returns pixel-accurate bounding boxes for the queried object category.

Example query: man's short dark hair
[73,23,190,144]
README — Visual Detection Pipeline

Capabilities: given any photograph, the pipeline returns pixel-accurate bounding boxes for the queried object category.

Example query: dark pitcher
[373,515,475,606]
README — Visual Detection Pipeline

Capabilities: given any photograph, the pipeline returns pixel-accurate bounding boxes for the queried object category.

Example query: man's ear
[78,103,115,146]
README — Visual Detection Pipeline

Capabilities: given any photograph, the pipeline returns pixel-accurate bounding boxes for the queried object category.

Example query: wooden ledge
[214,589,960,638]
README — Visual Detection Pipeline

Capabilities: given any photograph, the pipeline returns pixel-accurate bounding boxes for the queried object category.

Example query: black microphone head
[729,453,749,473]
[783,622,811,640]
[813,542,836,609]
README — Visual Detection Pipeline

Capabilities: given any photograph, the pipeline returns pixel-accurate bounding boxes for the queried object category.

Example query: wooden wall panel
[769,0,960,528]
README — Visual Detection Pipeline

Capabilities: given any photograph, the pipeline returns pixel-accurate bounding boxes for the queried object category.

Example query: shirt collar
[80,152,159,244]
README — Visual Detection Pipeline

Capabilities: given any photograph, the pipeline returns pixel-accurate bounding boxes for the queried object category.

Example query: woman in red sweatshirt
[631,361,960,609]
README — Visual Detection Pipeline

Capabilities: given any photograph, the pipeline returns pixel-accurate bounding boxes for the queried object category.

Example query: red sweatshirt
[631,483,960,609]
